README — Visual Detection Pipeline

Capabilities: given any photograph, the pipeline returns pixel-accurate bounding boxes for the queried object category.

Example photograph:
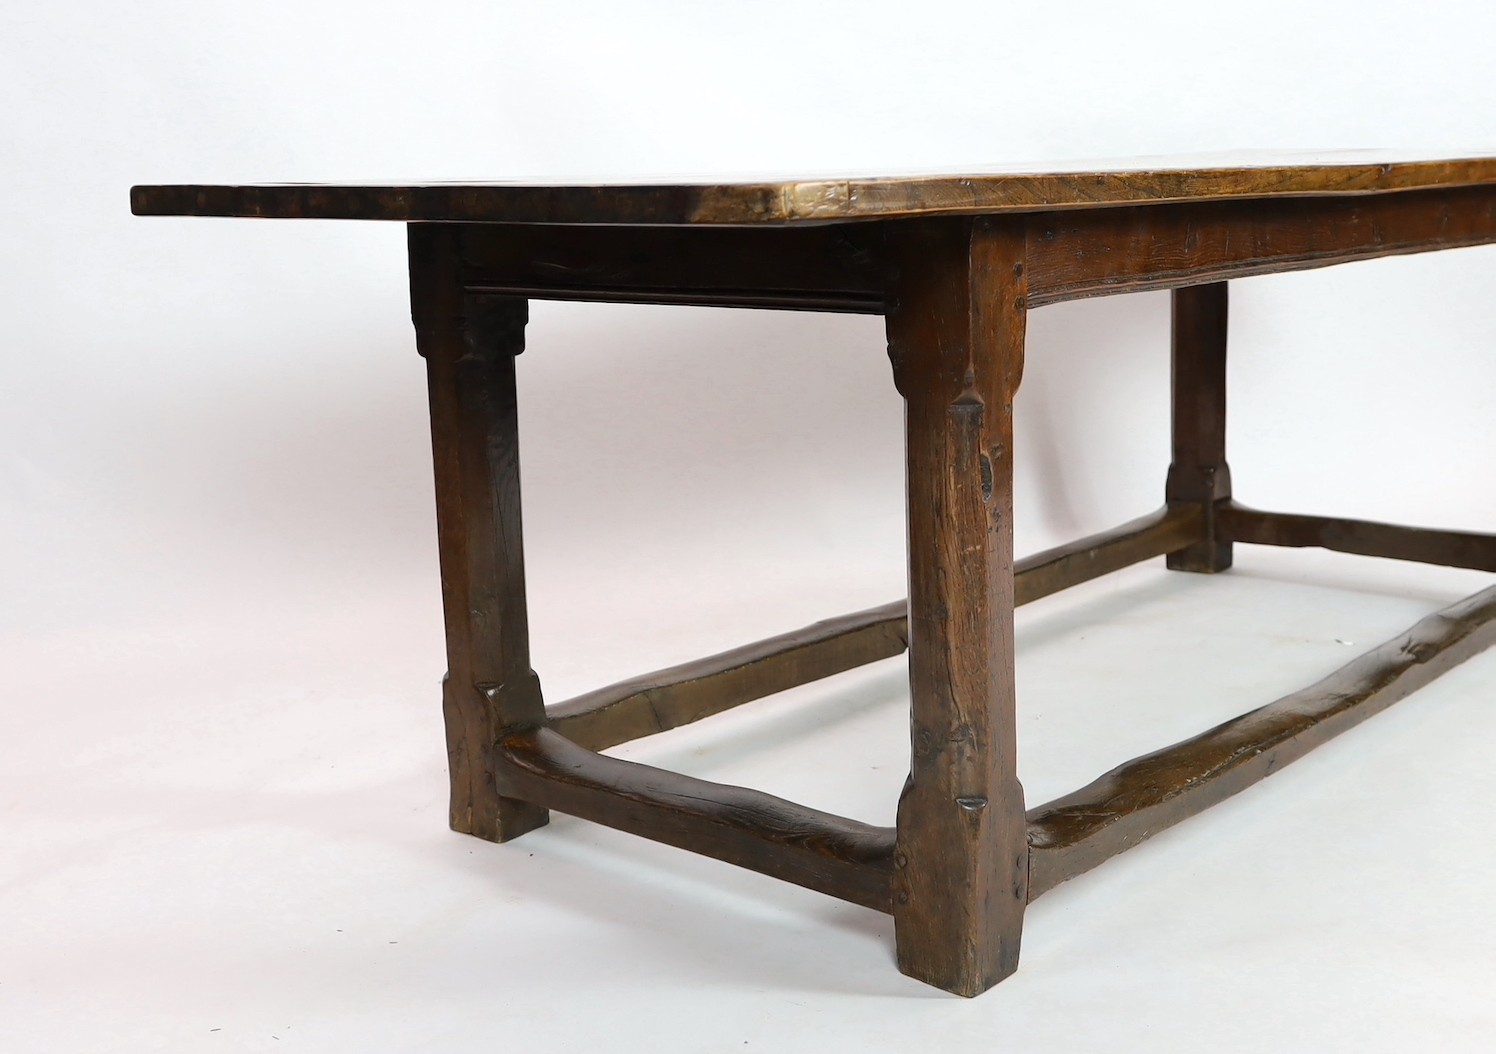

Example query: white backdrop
[4,2,1496,1050]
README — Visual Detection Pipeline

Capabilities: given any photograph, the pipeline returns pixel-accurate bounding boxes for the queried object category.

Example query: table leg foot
[443,675,550,842]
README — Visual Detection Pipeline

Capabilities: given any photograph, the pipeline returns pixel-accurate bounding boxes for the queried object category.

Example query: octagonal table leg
[410,223,548,844]
[885,218,1029,997]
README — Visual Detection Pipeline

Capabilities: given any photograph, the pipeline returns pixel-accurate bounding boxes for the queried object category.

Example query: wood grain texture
[1017,505,1201,604]
[411,225,548,842]
[547,601,909,752]
[1025,184,1496,304]
[132,151,1496,226]
[1027,583,1496,899]
[494,728,895,912]
[1166,283,1233,572]
[1220,504,1496,572]
[547,508,1199,753]
[149,162,1496,996]
[885,218,1028,997]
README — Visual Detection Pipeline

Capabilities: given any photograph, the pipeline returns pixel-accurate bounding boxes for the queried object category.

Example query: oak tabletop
[131,150,1496,227]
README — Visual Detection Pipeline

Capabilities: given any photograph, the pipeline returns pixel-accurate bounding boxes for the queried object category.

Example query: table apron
[452,221,891,313]
[1025,184,1496,304]
[429,186,1496,314]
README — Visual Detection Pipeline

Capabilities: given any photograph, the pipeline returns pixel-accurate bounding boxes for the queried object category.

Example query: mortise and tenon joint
[132,154,1496,997]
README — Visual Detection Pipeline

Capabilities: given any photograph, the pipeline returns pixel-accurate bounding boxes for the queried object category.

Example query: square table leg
[409,224,548,844]
[1166,281,1232,573]
[885,218,1029,997]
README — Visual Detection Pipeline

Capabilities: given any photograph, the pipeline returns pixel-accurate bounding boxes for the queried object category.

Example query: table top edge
[131,152,1496,226]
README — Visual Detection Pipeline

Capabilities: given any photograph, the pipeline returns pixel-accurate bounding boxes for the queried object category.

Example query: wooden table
[133,153,1496,996]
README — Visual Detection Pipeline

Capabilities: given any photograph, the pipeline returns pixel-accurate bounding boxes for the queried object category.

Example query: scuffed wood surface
[886,218,1029,997]
[1027,584,1496,899]
[548,507,1199,753]
[1220,503,1496,572]
[411,226,548,842]
[1016,505,1200,604]
[494,728,895,912]
[1024,185,1496,304]
[132,151,1496,226]
[548,601,909,752]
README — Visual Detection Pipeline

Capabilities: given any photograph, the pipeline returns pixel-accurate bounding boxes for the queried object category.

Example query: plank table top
[129,147,1496,996]
[131,150,1496,227]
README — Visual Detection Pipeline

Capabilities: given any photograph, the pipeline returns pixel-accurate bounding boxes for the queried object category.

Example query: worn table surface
[131,150,1496,227]
[128,145,1496,998]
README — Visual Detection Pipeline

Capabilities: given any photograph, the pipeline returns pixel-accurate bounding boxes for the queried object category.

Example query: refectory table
[132,153,1496,996]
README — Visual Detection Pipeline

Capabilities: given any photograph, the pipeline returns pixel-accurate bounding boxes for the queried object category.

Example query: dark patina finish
[135,152,1496,996]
